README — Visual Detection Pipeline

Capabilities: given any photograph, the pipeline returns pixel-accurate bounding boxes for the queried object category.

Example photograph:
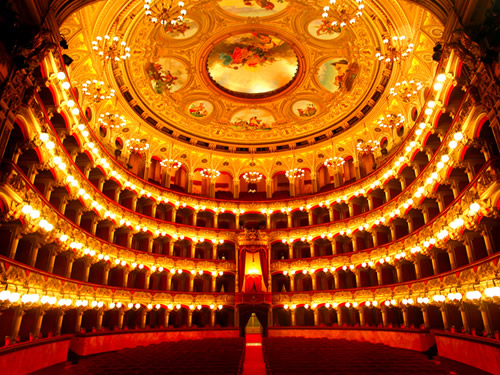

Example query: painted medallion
[218,0,288,17]
[307,19,341,40]
[230,108,274,131]
[188,100,214,118]
[318,58,360,93]
[146,58,188,94]
[293,101,318,118]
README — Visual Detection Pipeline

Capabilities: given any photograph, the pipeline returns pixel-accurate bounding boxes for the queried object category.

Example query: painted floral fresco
[318,58,360,93]
[188,100,213,118]
[293,101,318,117]
[218,0,287,17]
[308,19,341,40]
[207,33,298,95]
[146,58,187,94]
[230,108,274,131]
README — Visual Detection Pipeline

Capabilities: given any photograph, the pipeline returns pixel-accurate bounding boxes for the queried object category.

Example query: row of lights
[50,69,451,218]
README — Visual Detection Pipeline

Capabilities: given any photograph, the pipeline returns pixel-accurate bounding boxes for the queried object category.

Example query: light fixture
[377,113,405,129]
[125,138,150,152]
[200,168,220,179]
[356,139,378,153]
[144,0,187,32]
[324,156,345,168]
[243,171,263,184]
[160,158,182,169]
[376,35,414,63]
[389,80,424,102]
[321,0,364,30]
[285,168,305,179]
[82,80,115,103]
[91,35,131,62]
[98,112,127,129]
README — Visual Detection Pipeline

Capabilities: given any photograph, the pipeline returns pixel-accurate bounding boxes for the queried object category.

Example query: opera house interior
[0,0,499,374]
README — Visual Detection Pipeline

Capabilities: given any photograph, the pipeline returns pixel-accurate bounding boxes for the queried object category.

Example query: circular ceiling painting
[206,32,299,98]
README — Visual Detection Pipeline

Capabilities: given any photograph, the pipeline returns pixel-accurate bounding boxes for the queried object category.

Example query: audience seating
[262,337,450,375]
[36,338,245,375]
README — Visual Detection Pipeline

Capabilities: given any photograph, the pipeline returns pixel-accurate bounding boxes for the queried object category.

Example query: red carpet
[243,334,266,375]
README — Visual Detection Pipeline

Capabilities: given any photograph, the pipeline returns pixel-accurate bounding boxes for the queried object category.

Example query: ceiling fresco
[124,0,376,144]
[61,0,444,161]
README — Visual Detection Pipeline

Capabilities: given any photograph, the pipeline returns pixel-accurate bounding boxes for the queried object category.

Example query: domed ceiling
[60,0,444,163]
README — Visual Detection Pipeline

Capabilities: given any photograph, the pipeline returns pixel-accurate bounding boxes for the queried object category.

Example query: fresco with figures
[318,58,360,93]
[207,32,298,96]
[146,58,188,94]
[230,108,275,131]
[218,0,288,17]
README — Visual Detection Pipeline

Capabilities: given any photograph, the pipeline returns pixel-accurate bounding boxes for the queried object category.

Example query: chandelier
[82,80,115,103]
[125,138,150,152]
[242,171,263,184]
[377,113,405,129]
[324,156,345,168]
[144,0,187,31]
[321,0,364,30]
[286,168,305,179]
[98,112,126,129]
[376,35,414,63]
[91,35,131,61]
[389,80,424,102]
[200,168,220,179]
[160,158,182,169]
[356,139,378,153]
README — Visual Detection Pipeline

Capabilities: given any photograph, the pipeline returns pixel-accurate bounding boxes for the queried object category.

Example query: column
[381,306,389,327]
[27,243,42,268]
[446,246,458,269]
[81,259,91,282]
[130,196,138,212]
[421,306,430,329]
[10,306,25,342]
[187,309,193,328]
[64,255,75,278]
[192,211,198,226]
[479,302,493,336]
[211,275,217,292]
[210,309,216,327]
[140,309,147,329]
[147,237,153,253]
[354,270,361,288]
[333,272,340,289]
[169,240,174,256]
[103,263,112,285]
[287,213,292,228]
[402,306,409,328]
[123,269,130,288]
[55,309,65,336]
[190,242,196,258]
[266,177,272,199]
[440,305,450,330]
[209,180,216,198]
[413,259,422,279]
[463,238,476,263]
[75,309,84,333]
[307,211,313,226]
[188,274,195,292]
[328,206,334,222]
[291,308,296,326]
[288,244,293,259]
[117,309,125,330]
[150,203,157,219]
[233,179,239,199]
[144,272,151,289]
[171,207,177,223]
[95,309,104,331]
[459,304,470,333]
[290,274,296,292]
[163,310,170,328]
[32,307,45,339]
[289,179,296,197]
[166,273,173,290]
[367,196,374,210]
[213,213,218,228]
[395,263,404,283]
[481,229,495,256]
[311,273,317,290]
[8,233,22,259]
[336,308,343,326]
[313,308,319,326]
[376,267,383,286]
[359,306,366,327]
[266,214,271,229]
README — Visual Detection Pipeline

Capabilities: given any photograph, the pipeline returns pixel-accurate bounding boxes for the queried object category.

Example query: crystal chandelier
[389,80,424,102]
[356,139,378,153]
[200,168,220,179]
[125,138,150,152]
[322,0,364,30]
[376,35,414,63]
[286,168,305,179]
[324,156,345,168]
[91,35,131,61]
[160,158,182,169]
[82,80,115,103]
[377,113,405,130]
[242,171,263,184]
[144,0,187,31]
[98,112,126,129]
